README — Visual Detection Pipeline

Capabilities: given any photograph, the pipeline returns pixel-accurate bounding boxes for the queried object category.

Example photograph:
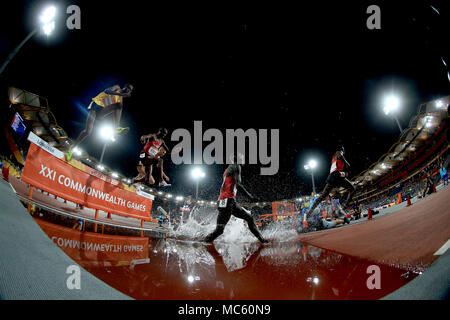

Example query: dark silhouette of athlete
[66,84,133,161]
[305,146,355,221]
[204,154,267,243]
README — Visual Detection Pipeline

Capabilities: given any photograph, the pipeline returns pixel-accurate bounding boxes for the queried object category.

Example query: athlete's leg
[133,164,147,182]
[306,183,332,218]
[97,102,127,133]
[156,158,164,184]
[232,203,266,242]
[147,164,155,185]
[71,109,96,150]
[341,178,356,208]
[113,102,123,129]
[205,205,232,242]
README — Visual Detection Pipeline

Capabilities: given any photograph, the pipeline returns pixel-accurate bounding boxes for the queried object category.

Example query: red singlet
[218,169,237,200]
[142,137,163,157]
[329,152,345,174]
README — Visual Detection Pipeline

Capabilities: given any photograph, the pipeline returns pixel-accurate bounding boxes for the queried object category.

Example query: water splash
[171,205,299,244]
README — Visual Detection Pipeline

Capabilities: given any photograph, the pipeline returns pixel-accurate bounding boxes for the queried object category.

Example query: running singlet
[218,169,237,200]
[92,91,123,108]
[142,137,163,157]
[329,152,345,174]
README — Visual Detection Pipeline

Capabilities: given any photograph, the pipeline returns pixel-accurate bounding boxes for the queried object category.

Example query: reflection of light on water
[306,276,320,285]
[214,241,260,272]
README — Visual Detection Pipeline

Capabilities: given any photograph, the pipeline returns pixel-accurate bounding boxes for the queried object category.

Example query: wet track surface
[63,235,418,300]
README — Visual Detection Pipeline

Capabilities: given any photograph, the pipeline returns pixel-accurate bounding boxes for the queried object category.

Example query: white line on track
[433,239,450,256]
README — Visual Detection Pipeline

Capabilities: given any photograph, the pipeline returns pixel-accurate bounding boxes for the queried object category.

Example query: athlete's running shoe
[159,180,171,187]
[65,149,73,162]
[116,127,129,135]
[132,176,146,184]
[344,217,351,224]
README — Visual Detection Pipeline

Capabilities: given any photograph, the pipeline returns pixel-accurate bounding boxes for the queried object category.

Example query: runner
[304,146,355,227]
[133,128,173,187]
[66,84,133,161]
[204,154,267,243]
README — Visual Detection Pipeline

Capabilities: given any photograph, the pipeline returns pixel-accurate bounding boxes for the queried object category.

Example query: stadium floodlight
[73,147,82,156]
[39,6,56,24]
[99,125,114,141]
[304,159,318,193]
[175,196,184,201]
[191,167,206,179]
[382,94,403,133]
[435,100,444,109]
[383,95,400,115]
[98,124,116,164]
[0,5,57,76]
[191,167,206,199]
[96,164,104,171]
[39,6,57,36]
[111,172,118,178]
[307,159,317,169]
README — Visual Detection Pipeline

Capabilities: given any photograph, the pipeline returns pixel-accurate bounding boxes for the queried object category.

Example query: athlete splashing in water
[204,153,267,243]
[304,145,355,228]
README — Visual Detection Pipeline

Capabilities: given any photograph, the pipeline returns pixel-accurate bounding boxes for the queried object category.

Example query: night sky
[1,0,449,202]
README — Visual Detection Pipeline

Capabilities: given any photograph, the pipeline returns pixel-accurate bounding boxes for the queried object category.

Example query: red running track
[297,185,450,272]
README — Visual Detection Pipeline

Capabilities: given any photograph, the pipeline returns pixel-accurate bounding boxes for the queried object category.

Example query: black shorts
[216,198,254,226]
[326,171,354,190]
[87,103,104,114]
[137,153,159,167]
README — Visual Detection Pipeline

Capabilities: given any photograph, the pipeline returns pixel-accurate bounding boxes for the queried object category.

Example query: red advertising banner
[36,219,149,264]
[272,201,296,217]
[23,143,152,220]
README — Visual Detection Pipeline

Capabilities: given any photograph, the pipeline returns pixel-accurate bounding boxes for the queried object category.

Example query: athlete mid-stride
[304,146,355,227]
[204,154,267,243]
[133,128,173,188]
[66,84,133,161]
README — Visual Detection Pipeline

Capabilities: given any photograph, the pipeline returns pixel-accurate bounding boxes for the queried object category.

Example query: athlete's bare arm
[140,133,156,143]
[227,164,255,200]
[336,151,351,168]
[104,85,131,97]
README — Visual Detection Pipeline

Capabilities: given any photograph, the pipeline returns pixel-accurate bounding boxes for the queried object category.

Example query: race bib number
[148,147,159,157]
[218,199,228,208]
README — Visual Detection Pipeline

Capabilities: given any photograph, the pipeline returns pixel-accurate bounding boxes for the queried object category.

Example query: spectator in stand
[440,164,448,186]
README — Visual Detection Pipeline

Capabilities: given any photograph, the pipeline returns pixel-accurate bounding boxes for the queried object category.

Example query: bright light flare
[42,21,55,36]
[383,95,400,115]
[191,167,206,179]
[40,6,56,24]
[99,125,115,141]
[304,159,317,171]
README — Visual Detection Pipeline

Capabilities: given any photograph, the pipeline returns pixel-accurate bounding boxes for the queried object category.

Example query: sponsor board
[23,142,152,220]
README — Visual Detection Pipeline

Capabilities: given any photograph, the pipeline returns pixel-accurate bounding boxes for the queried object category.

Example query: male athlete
[304,146,355,227]
[66,84,133,161]
[204,154,267,243]
[133,128,172,187]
